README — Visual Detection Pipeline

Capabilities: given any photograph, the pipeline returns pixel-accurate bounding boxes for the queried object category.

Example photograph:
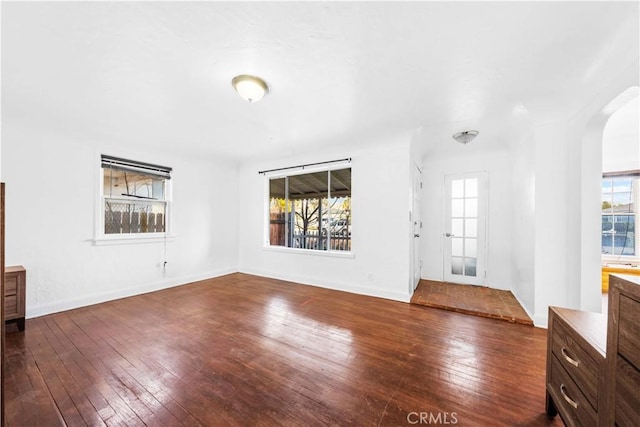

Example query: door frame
[411,162,423,291]
[442,171,488,285]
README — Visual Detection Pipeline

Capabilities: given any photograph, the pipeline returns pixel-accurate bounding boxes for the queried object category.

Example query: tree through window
[269,168,351,252]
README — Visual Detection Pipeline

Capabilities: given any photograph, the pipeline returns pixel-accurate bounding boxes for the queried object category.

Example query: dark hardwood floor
[5,273,561,426]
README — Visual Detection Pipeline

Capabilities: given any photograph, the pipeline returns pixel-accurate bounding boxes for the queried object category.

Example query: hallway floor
[411,280,534,326]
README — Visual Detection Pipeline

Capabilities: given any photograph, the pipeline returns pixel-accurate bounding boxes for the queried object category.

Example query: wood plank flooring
[5,273,562,426]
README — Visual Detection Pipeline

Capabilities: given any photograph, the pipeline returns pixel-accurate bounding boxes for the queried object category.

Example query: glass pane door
[444,172,487,285]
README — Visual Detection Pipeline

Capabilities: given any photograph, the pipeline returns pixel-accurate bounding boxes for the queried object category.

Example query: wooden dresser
[4,266,25,331]
[546,307,607,425]
[546,274,640,426]
[606,274,640,426]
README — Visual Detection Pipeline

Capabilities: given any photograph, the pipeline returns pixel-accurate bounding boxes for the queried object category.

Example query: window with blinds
[101,155,172,236]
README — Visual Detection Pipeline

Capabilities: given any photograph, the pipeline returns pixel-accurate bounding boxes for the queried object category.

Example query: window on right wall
[602,172,639,260]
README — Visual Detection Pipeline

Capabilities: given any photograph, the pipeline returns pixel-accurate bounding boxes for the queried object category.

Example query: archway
[580,86,639,313]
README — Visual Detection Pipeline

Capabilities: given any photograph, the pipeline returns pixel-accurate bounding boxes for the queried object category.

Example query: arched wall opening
[580,86,639,312]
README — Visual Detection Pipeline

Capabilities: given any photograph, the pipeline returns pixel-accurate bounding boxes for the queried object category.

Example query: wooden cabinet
[547,274,640,426]
[606,274,640,427]
[1,183,5,426]
[601,266,640,292]
[4,266,25,331]
[546,306,607,426]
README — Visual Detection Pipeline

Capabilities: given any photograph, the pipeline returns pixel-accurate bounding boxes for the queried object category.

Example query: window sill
[94,234,176,246]
[263,245,355,259]
[602,255,639,268]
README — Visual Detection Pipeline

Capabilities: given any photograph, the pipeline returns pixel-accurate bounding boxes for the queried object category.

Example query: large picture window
[268,168,351,252]
[602,173,638,259]
[101,155,172,237]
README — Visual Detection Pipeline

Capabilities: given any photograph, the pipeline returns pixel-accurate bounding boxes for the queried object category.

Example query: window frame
[601,171,639,265]
[263,162,353,257]
[95,154,174,245]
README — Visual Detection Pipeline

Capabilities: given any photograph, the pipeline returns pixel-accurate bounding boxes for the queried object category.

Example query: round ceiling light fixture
[231,74,269,103]
[452,130,479,144]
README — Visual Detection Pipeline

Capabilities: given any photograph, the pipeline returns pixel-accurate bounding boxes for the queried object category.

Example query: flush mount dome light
[231,74,269,103]
[452,130,479,144]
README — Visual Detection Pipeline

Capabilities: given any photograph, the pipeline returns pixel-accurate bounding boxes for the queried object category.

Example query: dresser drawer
[5,295,18,318]
[5,273,17,296]
[618,294,640,369]
[4,266,26,326]
[551,317,600,410]
[614,355,640,427]
[549,354,598,427]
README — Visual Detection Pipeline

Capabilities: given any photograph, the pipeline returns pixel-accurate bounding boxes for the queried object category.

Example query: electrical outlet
[367,273,374,281]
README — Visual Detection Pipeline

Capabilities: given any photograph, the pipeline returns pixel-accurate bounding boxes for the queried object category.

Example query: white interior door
[411,163,423,290]
[443,172,487,285]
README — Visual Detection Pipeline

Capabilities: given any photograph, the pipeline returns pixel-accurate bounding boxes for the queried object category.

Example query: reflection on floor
[411,280,534,326]
[4,273,561,426]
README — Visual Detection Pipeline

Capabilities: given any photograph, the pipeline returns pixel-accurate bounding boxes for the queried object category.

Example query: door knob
[444,233,454,237]
[414,234,420,238]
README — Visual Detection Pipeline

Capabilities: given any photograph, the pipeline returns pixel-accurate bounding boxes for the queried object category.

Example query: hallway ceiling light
[453,130,479,144]
[231,75,269,103]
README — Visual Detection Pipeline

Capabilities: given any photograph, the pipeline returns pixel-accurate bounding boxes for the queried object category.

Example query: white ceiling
[2,1,638,162]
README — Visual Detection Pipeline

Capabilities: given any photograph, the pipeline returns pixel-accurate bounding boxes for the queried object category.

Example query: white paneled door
[443,172,487,285]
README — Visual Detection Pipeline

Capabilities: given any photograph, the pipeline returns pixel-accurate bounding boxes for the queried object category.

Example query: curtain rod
[258,158,351,175]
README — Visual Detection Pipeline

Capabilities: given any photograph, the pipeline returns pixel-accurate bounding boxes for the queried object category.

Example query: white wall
[420,146,513,291]
[502,18,639,327]
[238,136,413,302]
[574,24,639,316]
[509,121,536,317]
[1,123,239,317]
[532,120,574,324]
[530,67,639,326]
[602,96,640,173]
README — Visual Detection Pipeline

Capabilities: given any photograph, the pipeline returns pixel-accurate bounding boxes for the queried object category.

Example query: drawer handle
[561,347,580,368]
[560,384,579,409]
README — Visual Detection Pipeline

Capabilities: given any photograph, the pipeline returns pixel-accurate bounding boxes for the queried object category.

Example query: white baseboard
[26,267,237,318]
[27,267,412,319]
[239,267,412,303]
[533,312,549,329]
